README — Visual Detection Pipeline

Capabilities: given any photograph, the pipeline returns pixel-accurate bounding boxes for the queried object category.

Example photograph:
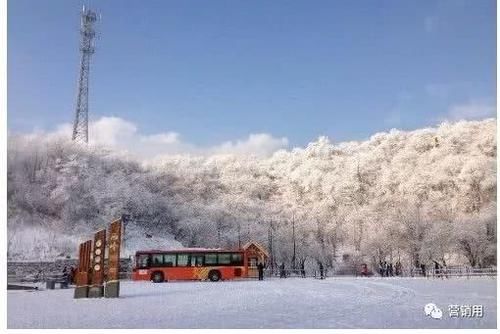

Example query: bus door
[175,253,191,280]
[135,253,151,278]
[190,254,205,279]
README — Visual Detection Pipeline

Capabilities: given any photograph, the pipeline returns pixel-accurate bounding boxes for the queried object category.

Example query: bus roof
[135,248,243,254]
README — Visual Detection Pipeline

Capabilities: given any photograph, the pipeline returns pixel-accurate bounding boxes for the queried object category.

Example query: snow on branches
[7,119,496,266]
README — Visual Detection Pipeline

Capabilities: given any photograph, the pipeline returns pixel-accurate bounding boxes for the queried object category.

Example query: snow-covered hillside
[7,119,496,266]
[121,223,183,258]
[7,223,183,261]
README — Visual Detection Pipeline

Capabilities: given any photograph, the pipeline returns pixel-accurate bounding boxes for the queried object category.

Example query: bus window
[177,254,189,267]
[231,253,243,265]
[152,254,163,266]
[191,254,204,267]
[205,253,217,265]
[163,254,176,267]
[218,253,231,265]
[137,254,150,268]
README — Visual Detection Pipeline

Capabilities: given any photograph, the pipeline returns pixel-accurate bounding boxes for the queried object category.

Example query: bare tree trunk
[237,221,241,249]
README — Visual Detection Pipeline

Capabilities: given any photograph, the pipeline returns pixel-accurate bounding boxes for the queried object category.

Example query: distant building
[243,242,269,278]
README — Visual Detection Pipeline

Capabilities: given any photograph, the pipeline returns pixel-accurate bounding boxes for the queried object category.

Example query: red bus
[132,248,249,282]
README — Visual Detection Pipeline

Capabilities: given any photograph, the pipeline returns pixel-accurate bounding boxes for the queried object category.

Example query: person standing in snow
[62,266,68,277]
[61,267,69,289]
[257,262,265,281]
[319,262,324,279]
[68,266,75,285]
[434,261,441,278]
[360,263,368,277]
[279,262,286,278]
[420,263,426,277]
[395,261,402,276]
[300,262,306,278]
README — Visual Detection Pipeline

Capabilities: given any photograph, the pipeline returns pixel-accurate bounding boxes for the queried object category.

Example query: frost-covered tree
[7,119,496,265]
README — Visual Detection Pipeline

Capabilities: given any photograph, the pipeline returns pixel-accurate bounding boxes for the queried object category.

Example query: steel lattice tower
[72,6,98,144]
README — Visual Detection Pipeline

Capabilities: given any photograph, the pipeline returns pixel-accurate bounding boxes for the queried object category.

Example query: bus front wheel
[151,271,164,283]
[208,270,221,282]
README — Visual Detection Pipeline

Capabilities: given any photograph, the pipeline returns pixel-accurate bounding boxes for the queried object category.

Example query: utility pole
[237,221,242,249]
[268,219,274,274]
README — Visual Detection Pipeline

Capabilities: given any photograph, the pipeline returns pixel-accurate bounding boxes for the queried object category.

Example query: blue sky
[8,0,496,149]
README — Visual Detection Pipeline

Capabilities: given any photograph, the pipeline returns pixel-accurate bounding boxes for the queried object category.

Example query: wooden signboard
[105,219,122,298]
[74,239,92,299]
[88,229,106,298]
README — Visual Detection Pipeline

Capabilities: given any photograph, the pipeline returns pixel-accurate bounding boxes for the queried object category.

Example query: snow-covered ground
[8,277,496,328]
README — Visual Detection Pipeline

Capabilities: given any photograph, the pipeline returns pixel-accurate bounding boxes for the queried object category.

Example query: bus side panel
[133,266,247,281]
[220,267,233,280]
[132,269,151,281]
[133,268,194,281]
[162,267,196,281]
[219,266,247,280]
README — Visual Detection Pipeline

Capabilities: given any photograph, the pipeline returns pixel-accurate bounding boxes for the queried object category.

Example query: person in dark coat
[360,263,368,277]
[420,263,426,277]
[395,261,402,276]
[257,262,265,281]
[69,266,76,285]
[434,261,441,278]
[279,262,286,278]
[319,262,324,279]
[61,267,70,288]
[62,266,68,278]
[300,262,306,278]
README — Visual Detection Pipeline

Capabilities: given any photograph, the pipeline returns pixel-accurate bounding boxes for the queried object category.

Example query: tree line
[7,119,496,269]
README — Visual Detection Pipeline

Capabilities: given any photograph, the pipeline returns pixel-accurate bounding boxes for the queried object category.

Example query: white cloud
[212,133,289,157]
[447,101,496,121]
[14,116,289,159]
[90,117,139,146]
[141,133,180,145]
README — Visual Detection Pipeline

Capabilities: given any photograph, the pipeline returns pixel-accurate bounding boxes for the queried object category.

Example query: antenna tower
[72,5,99,144]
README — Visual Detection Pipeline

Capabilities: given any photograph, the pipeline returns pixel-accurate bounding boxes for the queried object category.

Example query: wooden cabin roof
[242,241,269,257]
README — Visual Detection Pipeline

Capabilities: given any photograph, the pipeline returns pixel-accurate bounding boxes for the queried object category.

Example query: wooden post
[88,229,106,298]
[105,219,122,298]
[74,240,92,299]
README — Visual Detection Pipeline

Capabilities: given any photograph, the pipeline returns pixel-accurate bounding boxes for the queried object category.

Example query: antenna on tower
[72,5,99,144]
